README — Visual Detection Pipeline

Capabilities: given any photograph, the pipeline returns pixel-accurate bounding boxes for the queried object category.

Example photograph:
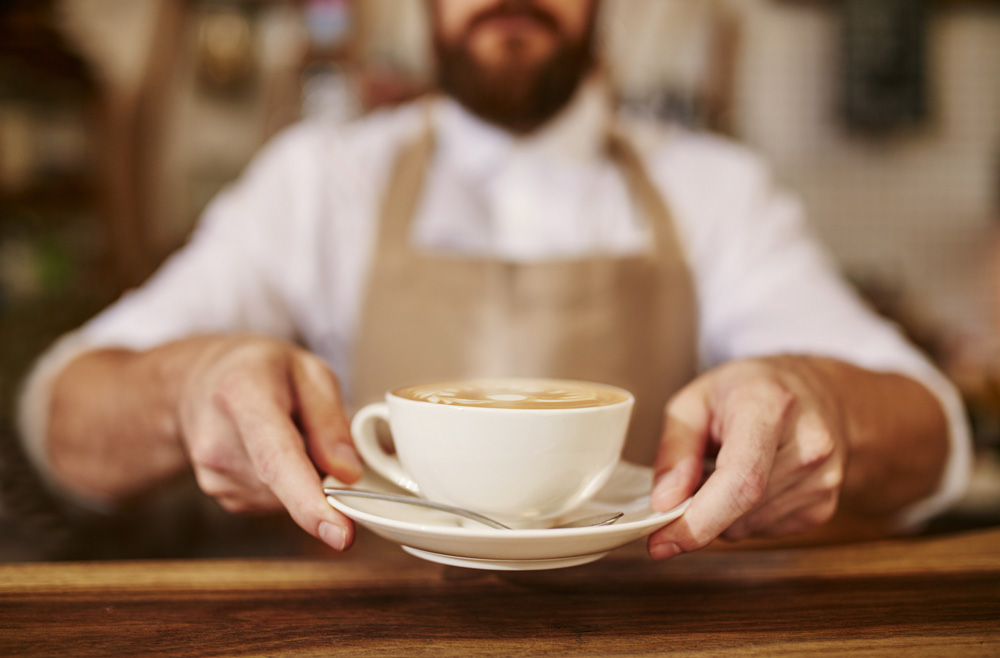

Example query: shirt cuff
[889,362,974,531]
[16,331,112,511]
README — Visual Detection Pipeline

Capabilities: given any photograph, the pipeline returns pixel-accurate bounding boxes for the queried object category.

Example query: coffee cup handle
[350,402,421,495]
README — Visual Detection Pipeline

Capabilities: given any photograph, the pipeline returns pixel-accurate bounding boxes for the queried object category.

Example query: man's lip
[471,13,555,35]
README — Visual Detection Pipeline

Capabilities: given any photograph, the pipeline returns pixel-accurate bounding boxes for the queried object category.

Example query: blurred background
[0,0,998,558]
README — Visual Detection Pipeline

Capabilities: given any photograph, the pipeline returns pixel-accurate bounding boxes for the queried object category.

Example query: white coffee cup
[350,378,634,526]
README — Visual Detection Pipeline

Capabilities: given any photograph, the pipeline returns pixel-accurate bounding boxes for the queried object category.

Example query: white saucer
[400,547,613,571]
[324,461,690,571]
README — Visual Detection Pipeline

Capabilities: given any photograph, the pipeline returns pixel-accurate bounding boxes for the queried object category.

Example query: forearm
[46,338,215,503]
[806,357,950,516]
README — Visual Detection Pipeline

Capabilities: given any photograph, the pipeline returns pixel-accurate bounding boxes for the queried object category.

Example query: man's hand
[177,336,362,551]
[49,335,363,552]
[645,356,948,560]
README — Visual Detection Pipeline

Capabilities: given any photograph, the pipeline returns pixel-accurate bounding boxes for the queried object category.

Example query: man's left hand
[646,356,850,560]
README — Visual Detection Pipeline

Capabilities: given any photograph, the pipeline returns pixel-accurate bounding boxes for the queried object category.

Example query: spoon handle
[323,488,511,529]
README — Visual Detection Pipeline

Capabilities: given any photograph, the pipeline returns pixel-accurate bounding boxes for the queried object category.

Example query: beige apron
[351,109,698,465]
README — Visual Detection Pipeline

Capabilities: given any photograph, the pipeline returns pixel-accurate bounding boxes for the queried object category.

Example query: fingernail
[319,521,348,551]
[651,471,682,511]
[649,541,681,561]
[331,443,363,479]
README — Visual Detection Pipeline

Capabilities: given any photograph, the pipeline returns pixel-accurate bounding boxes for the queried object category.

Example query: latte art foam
[392,378,630,410]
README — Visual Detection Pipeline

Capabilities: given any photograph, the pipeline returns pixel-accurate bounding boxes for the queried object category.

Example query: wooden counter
[1,528,998,657]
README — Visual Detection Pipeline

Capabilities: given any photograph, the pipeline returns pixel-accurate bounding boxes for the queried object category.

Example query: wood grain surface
[1,527,998,657]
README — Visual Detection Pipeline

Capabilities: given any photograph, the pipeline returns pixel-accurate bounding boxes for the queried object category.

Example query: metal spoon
[323,487,624,530]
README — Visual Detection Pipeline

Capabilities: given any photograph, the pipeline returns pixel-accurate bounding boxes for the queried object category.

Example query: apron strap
[605,127,690,268]
[376,109,436,259]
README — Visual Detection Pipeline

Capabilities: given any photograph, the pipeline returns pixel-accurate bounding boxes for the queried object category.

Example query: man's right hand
[177,336,362,550]
[48,335,362,552]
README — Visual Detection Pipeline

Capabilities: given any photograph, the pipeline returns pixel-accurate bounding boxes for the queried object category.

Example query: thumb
[651,377,712,512]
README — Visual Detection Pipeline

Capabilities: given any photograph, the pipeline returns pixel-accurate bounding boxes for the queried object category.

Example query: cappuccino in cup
[392,379,630,409]
[351,378,634,527]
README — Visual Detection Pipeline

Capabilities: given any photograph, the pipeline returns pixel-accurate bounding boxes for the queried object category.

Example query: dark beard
[433,21,595,134]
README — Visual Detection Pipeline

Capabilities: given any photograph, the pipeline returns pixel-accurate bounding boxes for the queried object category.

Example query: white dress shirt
[18,81,972,527]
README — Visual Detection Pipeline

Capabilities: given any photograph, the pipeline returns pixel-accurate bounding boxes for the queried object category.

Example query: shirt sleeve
[16,128,307,491]
[677,140,972,530]
[80,148,303,350]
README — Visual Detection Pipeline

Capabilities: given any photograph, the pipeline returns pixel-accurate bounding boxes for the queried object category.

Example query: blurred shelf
[0,182,97,218]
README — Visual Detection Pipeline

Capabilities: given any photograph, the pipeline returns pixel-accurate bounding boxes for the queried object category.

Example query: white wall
[734,2,1000,366]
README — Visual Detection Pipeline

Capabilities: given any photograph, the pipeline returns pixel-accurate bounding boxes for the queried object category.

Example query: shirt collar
[433,74,612,179]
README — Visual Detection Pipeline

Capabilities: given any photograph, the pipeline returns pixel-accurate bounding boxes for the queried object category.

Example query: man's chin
[472,59,547,89]
[435,37,594,133]
[467,35,558,73]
